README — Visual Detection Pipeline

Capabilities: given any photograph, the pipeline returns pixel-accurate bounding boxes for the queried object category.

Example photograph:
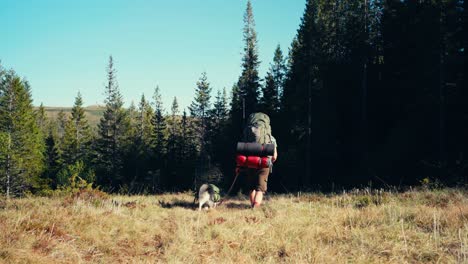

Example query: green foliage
[62,92,93,168]
[150,86,167,159]
[36,103,48,135]
[235,0,261,119]
[95,56,131,188]
[259,72,277,116]
[420,177,445,191]
[189,72,212,153]
[1,0,466,194]
[57,171,108,207]
[260,44,286,116]
[121,93,155,192]
[56,160,95,188]
[137,94,154,146]
[0,70,45,197]
[42,131,62,188]
[189,72,212,120]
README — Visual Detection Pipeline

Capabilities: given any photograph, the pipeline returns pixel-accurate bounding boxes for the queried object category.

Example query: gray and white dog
[197,184,221,211]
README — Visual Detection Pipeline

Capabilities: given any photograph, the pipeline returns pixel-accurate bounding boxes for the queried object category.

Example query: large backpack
[243,112,272,145]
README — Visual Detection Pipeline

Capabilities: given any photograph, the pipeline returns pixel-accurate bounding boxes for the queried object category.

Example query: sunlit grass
[0,189,466,263]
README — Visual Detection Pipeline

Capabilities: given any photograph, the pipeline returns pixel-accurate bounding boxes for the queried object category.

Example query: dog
[196,184,221,211]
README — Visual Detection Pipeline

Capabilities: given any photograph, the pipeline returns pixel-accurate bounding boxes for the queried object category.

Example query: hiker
[240,112,278,208]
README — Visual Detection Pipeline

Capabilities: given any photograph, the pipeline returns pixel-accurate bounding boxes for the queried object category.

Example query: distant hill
[42,105,105,127]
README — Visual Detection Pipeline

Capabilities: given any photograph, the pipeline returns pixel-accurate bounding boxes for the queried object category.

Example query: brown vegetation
[0,189,466,263]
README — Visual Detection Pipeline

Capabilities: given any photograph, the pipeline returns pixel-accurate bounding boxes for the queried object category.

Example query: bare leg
[254,191,263,207]
[249,190,256,206]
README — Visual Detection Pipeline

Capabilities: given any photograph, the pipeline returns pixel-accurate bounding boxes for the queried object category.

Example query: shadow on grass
[158,199,252,211]
[158,199,196,210]
[222,202,251,210]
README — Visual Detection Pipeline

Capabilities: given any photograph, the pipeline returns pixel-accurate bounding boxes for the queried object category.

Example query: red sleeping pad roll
[236,155,272,169]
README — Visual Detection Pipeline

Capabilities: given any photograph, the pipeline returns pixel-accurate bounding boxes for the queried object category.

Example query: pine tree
[150,86,166,159]
[95,56,130,188]
[260,45,287,116]
[137,94,154,146]
[60,92,94,184]
[165,97,183,189]
[36,103,48,135]
[180,109,198,189]
[229,83,243,128]
[188,72,214,186]
[0,71,45,197]
[280,0,323,188]
[207,88,230,177]
[168,97,180,136]
[259,72,277,116]
[62,92,93,166]
[211,88,229,125]
[43,129,62,188]
[148,86,167,190]
[167,97,180,157]
[126,101,138,140]
[56,110,67,144]
[188,71,212,151]
[123,95,154,193]
[236,0,261,119]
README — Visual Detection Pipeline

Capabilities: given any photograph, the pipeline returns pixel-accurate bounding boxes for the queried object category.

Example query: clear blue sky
[1,0,306,112]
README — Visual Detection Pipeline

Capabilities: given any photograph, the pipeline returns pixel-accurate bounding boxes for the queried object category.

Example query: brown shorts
[244,168,270,192]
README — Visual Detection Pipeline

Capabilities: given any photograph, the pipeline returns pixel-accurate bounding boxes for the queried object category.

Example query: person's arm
[270,135,278,163]
[272,146,278,163]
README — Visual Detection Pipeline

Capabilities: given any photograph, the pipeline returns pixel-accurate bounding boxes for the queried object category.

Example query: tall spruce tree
[137,94,154,146]
[259,72,277,116]
[180,109,198,189]
[149,86,167,190]
[281,0,322,188]
[235,0,261,121]
[36,103,48,135]
[168,97,180,136]
[166,97,182,189]
[43,130,62,188]
[228,1,263,184]
[62,92,93,167]
[207,88,230,176]
[188,72,213,185]
[271,45,287,109]
[189,71,212,152]
[260,48,284,115]
[60,92,94,184]
[211,88,229,125]
[126,101,138,140]
[96,56,130,188]
[56,110,67,144]
[124,95,153,192]
[0,70,45,197]
[150,86,166,159]
[167,97,180,157]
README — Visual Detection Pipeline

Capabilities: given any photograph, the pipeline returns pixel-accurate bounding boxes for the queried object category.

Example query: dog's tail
[195,184,210,204]
[198,183,210,196]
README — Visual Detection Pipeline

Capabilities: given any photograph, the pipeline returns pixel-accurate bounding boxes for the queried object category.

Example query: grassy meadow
[42,106,105,128]
[0,189,467,263]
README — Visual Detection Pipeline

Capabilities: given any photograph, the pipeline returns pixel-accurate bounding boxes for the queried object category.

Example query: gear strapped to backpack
[236,112,276,170]
[223,113,276,202]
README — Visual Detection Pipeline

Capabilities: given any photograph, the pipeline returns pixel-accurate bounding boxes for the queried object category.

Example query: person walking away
[241,113,278,208]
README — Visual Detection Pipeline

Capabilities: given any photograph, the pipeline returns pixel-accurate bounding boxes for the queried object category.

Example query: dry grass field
[0,189,467,263]
[42,106,105,128]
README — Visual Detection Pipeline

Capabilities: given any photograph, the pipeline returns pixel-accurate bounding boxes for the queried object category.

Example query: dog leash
[218,169,241,206]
